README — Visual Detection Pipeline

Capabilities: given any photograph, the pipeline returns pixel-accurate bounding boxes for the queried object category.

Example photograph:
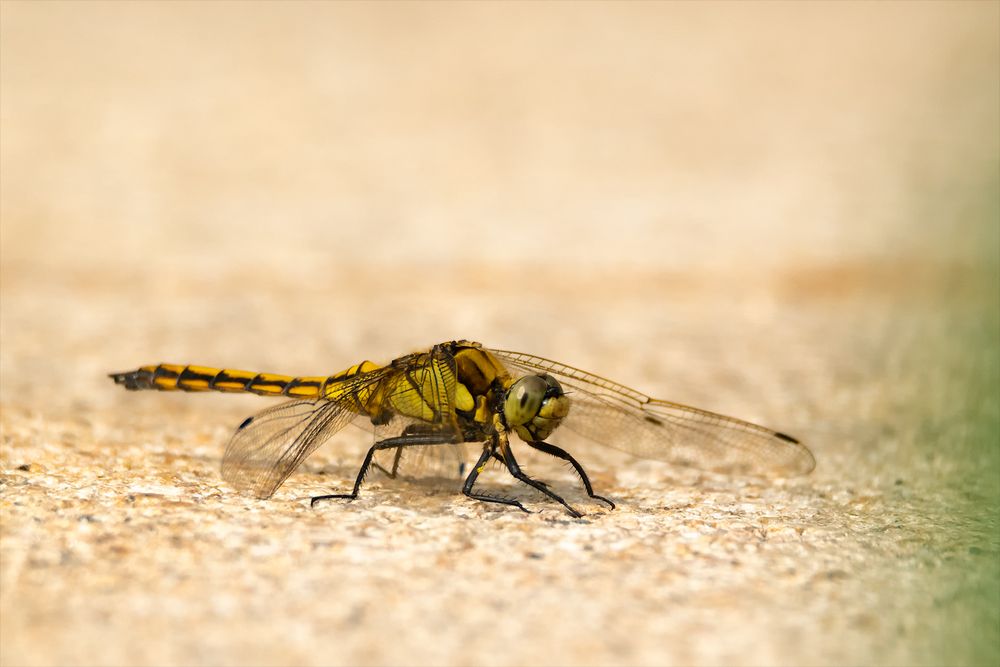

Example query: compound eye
[504,375,548,426]
[541,373,563,396]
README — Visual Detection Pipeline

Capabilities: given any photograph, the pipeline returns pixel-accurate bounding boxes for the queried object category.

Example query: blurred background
[2,1,996,414]
[1,2,997,666]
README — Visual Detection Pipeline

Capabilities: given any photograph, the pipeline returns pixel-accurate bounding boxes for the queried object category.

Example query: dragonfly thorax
[503,373,570,443]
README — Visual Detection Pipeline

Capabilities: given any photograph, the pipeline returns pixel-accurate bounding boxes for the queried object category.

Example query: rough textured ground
[1,3,998,667]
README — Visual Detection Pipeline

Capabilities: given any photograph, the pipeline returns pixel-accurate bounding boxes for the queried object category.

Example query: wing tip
[779,433,817,476]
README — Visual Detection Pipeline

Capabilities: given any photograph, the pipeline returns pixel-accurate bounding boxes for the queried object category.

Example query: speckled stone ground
[2,4,998,667]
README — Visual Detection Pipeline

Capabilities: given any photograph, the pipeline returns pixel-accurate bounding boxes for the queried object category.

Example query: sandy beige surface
[2,3,998,667]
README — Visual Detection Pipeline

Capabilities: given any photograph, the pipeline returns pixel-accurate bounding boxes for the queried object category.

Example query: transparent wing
[380,346,462,429]
[489,348,815,477]
[221,364,400,498]
[221,399,358,499]
[222,347,472,499]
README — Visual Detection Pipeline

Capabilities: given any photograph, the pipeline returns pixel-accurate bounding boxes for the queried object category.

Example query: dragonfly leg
[310,433,445,507]
[526,441,615,510]
[372,447,404,479]
[491,450,550,488]
[373,423,448,479]
[462,446,530,514]
[501,446,583,518]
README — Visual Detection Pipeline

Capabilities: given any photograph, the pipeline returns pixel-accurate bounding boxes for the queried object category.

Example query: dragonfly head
[503,374,570,442]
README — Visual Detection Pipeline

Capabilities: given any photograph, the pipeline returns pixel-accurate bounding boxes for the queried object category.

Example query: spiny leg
[526,441,615,510]
[310,433,446,507]
[501,446,583,518]
[462,447,530,513]
[491,451,548,488]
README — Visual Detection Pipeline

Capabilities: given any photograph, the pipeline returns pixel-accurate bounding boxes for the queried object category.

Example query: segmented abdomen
[109,364,337,398]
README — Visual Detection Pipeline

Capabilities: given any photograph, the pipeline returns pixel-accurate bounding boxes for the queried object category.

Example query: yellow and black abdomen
[109,364,330,399]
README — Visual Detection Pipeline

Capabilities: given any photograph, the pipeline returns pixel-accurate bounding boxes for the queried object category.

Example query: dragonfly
[109,340,814,516]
